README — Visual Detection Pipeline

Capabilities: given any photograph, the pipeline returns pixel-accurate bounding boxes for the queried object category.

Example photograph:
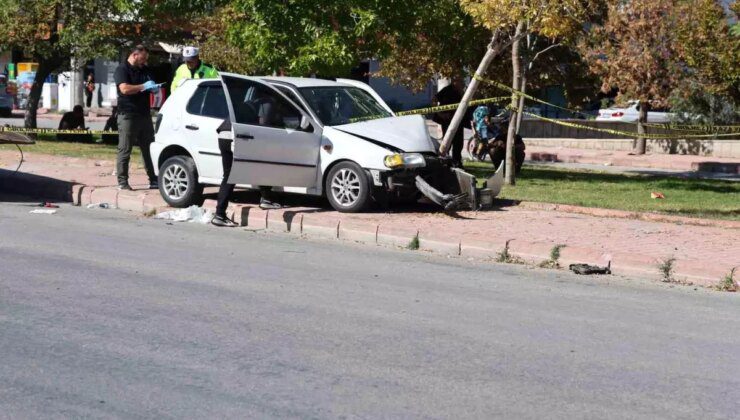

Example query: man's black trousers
[216,138,235,218]
[442,123,464,166]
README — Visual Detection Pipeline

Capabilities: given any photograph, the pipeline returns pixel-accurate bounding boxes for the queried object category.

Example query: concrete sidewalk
[1,149,738,288]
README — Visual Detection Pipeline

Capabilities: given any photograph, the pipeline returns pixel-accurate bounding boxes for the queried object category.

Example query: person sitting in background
[100,106,119,144]
[57,105,93,142]
[488,119,525,174]
[472,105,497,159]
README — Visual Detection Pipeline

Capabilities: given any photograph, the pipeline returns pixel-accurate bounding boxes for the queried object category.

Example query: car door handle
[236,134,255,140]
[185,124,199,131]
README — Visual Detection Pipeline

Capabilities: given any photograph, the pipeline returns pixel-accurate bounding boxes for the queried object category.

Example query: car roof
[259,76,351,88]
[190,76,353,89]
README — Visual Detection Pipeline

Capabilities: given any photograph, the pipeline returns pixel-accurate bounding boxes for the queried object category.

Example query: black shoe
[259,199,282,210]
[149,181,159,190]
[117,183,132,191]
[211,215,238,227]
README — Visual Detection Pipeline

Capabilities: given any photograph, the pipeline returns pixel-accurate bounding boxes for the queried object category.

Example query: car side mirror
[300,116,311,131]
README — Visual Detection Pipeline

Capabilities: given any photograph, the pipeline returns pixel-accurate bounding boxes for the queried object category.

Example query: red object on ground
[651,192,665,199]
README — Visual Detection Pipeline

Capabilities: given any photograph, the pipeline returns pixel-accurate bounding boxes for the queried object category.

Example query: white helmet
[182,46,199,59]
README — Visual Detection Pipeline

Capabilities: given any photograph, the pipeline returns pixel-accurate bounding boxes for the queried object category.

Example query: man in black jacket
[113,44,159,191]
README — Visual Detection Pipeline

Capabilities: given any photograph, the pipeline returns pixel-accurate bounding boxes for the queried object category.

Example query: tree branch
[530,42,562,68]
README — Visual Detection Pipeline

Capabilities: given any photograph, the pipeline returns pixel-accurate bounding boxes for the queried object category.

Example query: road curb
[6,171,733,288]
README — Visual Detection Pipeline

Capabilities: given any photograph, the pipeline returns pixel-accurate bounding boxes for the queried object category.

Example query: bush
[669,83,740,126]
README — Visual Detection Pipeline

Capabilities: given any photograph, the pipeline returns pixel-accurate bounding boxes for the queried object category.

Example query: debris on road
[40,202,59,208]
[154,205,213,224]
[29,209,57,215]
[87,203,111,209]
[569,262,612,275]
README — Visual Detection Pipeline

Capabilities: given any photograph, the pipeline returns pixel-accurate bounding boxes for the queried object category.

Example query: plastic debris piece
[30,209,57,215]
[569,263,611,275]
[651,192,665,199]
[87,203,110,209]
[42,202,59,208]
[154,205,213,224]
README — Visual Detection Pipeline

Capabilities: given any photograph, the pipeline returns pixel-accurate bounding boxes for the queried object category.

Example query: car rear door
[182,81,230,179]
[220,74,322,188]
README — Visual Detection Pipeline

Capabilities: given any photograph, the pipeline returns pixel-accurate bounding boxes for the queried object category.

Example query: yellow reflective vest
[171,62,219,92]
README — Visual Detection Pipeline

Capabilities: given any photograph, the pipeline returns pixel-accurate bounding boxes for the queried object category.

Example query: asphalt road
[1,198,739,419]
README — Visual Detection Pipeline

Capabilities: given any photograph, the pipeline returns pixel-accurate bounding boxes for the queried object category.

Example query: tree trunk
[515,69,527,134]
[634,100,648,155]
[505,21,525,186]
[439,30,525,157]
[24,55,65,129]
[24,60,56,129]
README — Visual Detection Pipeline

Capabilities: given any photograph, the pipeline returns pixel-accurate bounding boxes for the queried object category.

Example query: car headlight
[384,153,426,169]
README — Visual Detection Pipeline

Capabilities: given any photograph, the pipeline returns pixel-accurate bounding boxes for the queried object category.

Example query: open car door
[220,73,322,188]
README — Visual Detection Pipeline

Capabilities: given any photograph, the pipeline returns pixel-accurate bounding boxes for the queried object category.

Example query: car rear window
[186,85,229,120]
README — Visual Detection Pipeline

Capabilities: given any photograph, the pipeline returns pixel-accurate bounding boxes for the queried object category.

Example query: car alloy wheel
[162,163,189,200]
[331,168,362,207]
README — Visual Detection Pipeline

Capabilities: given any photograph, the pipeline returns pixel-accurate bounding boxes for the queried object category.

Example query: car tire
[158,155,203,208]
[325,161,372,213]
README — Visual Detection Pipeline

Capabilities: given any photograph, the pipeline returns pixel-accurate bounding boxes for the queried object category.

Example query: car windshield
[298,86,391,126]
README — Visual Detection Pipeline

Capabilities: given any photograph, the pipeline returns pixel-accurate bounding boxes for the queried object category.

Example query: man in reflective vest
[171,46,218,93]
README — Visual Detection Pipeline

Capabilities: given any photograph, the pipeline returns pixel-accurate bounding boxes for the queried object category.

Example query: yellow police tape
[0,126,118,135]
[643,123,740,133]
[522,111,740,139]
[473,75,596,119]
[396,96,511,116]
[475,75,740,134]
[348,96,510,123]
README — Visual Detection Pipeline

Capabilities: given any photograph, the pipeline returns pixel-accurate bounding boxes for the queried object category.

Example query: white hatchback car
[150,73,503,212]
[596,100,674,123]
[152,74,499,212]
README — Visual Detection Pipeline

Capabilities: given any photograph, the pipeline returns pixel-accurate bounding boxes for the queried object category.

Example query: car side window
[201,86,229,119]
[222,76,303,130]
[275,86,309,115]
[185,86,207,116]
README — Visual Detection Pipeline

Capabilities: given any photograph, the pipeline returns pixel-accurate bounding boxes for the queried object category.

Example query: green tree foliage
[199,0,442,77]
[374,1,490,92]
[0,0,217,128]
[673,0,739,99]
[0,0,131,127]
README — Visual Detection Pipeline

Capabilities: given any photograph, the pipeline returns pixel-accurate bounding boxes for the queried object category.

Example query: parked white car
[152,74,500,212]
[596,100,673,123]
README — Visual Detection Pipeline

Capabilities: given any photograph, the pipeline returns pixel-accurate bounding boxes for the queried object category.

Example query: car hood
[331,115,436,153]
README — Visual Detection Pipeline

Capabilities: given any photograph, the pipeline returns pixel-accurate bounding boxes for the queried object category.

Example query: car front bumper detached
[414,163,503,211]
[378,154,504,212]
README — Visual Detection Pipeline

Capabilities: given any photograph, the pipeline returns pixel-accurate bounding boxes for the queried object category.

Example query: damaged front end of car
[378,152,504,211]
